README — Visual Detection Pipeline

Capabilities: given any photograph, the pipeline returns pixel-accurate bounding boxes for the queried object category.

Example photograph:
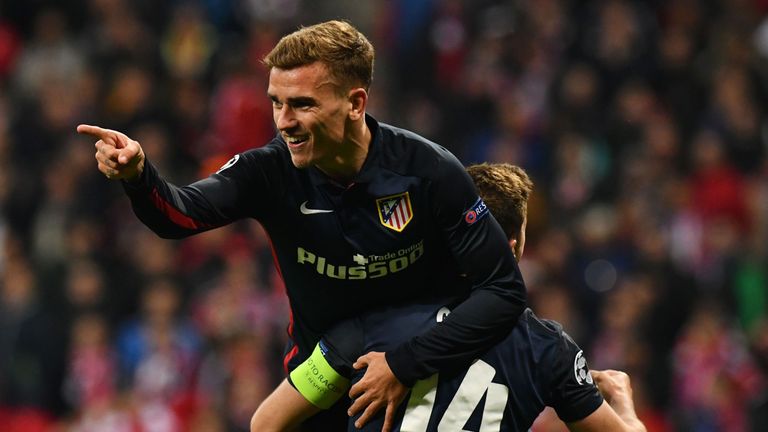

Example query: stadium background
[0,0,767,430]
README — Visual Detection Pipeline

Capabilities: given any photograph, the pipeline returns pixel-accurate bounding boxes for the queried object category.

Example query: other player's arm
[567,370,647,432]
[546,328,646,432]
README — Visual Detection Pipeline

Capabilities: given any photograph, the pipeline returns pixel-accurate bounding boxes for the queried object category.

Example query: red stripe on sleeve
[150,187,211,230]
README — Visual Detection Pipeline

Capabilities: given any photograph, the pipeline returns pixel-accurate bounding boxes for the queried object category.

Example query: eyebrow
[267,94,317,106]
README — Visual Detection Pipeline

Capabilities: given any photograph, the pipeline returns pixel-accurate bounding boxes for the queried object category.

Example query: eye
[289,98,316,110]
[292,101,313,110]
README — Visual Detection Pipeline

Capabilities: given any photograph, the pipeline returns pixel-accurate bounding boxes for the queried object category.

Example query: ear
[348,88,368,121]
[509,238,518,260]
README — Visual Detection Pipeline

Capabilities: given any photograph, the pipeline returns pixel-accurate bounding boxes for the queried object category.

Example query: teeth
[286,136,307,144]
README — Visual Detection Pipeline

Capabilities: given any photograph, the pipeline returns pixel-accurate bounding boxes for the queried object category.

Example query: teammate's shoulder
[524,309,566,336]
[516,308,576,356]
[528,312,588,373]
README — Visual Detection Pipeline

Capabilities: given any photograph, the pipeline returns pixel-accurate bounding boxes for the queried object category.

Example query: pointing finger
[77,124,114,140]
[80,124,136,151]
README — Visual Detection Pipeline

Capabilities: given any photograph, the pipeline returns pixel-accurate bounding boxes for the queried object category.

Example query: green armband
[290,344,350,409]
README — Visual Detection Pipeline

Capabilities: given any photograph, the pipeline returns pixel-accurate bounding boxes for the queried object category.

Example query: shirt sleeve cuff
[385,345,419,387]
[120,158,152,192]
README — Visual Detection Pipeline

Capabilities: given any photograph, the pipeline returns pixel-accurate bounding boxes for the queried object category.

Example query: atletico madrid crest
[376,192,413,232]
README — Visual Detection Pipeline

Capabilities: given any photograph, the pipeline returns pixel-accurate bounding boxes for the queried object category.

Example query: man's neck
[316,120,371,185]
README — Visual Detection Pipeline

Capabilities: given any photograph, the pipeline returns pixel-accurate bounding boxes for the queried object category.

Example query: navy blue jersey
[120,114,526,385]
[309,306,603,431]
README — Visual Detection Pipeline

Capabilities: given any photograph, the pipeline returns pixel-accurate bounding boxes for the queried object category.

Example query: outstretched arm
[77,124,271,239]
[567,370,647,432]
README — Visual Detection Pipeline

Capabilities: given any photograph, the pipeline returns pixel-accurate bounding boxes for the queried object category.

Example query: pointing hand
[77,124,145,181]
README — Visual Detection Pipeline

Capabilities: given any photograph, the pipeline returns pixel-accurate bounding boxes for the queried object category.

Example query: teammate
[250,163,647,431]
[76,21,526,429]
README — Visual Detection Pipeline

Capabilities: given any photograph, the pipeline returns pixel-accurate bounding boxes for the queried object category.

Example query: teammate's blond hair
[466,163,533,242]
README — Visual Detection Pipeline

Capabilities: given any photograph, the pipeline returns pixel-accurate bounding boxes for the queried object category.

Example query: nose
[275,105,297,131]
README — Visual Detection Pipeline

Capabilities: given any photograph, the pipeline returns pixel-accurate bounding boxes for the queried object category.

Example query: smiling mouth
[285,135,309,148]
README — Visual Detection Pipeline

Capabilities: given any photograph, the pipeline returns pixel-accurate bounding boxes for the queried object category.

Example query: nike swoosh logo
[300,201,334,215]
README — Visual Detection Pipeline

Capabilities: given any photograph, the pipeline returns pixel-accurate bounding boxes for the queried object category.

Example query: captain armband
[290,343,351,409]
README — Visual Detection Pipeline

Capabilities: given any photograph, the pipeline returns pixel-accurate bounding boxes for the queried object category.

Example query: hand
[348,352,408,432]
[590,370,646,431]
[591,369,633,405]
[77,124,145,181]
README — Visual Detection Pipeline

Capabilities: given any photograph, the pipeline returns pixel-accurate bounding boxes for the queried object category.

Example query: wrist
[611,401,644,431]
[124,156,146,184]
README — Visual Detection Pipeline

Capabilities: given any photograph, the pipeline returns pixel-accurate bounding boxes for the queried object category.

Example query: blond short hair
[466,163,533,241]
[263,20,374,92]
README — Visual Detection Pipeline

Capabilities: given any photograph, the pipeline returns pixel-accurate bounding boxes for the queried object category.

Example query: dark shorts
[299,397,350,431]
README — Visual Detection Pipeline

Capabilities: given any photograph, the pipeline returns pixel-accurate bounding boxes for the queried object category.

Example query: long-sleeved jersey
[121,114,526,384]
[291,306,603,431]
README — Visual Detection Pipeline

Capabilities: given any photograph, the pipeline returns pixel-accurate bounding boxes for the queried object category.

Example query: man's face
[267,62,349,169]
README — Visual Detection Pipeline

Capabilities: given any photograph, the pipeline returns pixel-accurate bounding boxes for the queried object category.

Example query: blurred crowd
[0,0,767,431]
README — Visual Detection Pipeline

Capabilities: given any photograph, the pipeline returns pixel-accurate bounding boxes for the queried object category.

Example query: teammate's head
[264,20,374,93]
[466,163,533,260]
